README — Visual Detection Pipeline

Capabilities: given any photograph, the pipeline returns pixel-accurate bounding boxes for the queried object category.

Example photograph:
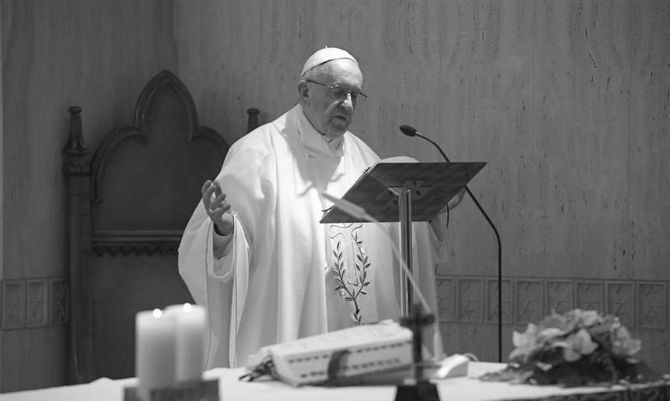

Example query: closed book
[250,320,413,386]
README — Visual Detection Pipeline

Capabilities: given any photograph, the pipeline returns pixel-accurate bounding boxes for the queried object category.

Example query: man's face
[299,59,364,138]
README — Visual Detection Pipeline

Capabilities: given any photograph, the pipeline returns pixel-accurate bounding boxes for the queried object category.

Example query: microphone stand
[402,127,504,363]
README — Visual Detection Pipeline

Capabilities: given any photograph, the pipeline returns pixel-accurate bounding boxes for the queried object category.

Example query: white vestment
[178,104,444,368]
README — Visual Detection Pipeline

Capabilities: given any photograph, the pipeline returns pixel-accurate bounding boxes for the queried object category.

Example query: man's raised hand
[201,180,233,236]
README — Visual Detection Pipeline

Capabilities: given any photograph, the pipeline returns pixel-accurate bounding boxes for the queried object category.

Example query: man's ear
[298,80,309,104]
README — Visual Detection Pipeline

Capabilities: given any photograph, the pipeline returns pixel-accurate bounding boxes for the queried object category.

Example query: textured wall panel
[50,279,68,326]
[576,281,605,312]
[638,282,667,330]
[515,280,543,324]
[436,278,456,322]
[606,281,635,327]
[486,278,512,323]
[26,280,47,328]
[1,280,25,330]
[457,279,484,323]
[546,280,573,314]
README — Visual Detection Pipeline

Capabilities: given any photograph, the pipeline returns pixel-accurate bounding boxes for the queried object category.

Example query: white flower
[538,327,563,342]
[510,324,540,362]
[611,326,641,357]
[554,328,598,362]
[578,310,603,327]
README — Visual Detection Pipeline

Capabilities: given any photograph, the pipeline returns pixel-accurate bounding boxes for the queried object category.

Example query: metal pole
[398,188,413,316]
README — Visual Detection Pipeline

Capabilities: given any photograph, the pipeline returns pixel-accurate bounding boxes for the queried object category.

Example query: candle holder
[124,378,219,401]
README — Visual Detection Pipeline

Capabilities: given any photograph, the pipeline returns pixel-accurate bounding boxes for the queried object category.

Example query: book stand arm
[398,187,413,316]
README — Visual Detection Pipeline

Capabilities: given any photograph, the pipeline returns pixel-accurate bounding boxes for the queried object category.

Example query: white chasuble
[178,104,444,368]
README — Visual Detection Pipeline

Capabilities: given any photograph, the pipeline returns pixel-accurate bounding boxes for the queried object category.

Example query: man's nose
[340,93,355,109]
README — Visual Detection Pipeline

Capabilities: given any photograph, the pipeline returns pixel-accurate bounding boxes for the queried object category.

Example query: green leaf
[363,281,371,287]
[344,297,353,302]
[360,290,368,295]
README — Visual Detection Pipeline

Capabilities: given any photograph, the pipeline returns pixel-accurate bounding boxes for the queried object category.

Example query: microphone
[399,124,504,363]
[399,125,451,162]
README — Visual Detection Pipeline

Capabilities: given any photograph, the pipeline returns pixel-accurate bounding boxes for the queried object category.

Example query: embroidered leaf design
[329,224,372,327]
[352,308,362,326]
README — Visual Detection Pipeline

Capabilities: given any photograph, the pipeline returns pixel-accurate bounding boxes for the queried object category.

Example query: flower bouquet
[481,309,662,387]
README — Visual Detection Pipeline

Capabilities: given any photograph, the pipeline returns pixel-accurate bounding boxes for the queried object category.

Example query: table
[0,363,667,401]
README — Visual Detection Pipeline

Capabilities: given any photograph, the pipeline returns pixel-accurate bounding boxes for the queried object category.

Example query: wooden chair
[62,70,259,382]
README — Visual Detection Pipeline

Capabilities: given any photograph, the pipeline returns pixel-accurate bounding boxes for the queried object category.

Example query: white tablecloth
[0,363,646,401]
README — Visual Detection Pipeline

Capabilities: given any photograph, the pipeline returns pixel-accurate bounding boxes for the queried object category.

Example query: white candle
[166,303,208,383]
[135,308,177,401]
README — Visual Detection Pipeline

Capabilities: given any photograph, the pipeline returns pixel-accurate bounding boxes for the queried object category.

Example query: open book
[247,320,413,386]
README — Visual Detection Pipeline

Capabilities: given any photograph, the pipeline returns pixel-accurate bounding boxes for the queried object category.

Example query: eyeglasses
[305,79,367,105]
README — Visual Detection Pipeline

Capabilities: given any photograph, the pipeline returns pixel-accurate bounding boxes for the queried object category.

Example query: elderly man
[178,47,445,368]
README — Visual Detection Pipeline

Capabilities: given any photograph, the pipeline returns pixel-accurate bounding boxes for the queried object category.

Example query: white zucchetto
[300,47,358,78]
